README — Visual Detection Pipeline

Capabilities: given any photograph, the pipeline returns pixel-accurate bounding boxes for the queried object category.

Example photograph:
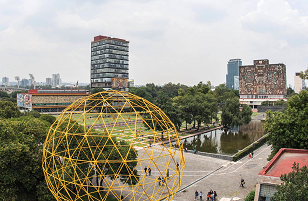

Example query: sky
[0,0,308,87]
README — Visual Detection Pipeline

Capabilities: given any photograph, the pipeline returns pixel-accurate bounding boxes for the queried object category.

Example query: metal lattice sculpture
[42,90,185,201]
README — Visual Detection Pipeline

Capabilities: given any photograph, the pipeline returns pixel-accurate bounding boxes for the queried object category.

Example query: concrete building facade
[226,59,242,89]
[294,72,305,94]
[239,59,287,109]
[90,35,129,91]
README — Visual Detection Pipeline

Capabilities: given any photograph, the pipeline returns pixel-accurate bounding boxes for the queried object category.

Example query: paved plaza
[172,143,272,201]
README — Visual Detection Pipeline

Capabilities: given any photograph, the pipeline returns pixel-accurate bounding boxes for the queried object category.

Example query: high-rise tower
[91,35,129,91]
[226,59,242,89]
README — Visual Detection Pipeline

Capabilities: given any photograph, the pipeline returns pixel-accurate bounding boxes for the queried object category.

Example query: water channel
[174,120,265,156]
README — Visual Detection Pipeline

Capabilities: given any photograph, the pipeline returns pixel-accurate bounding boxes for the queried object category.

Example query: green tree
[221,98,252,127]
[0,101,21,118]
[0,91,9,98]
[39,114,56,125]
[271,163,308,201]
[300,68,308,79]
[287,86,296,97]
[214,84,237,107]
[264,90,308,159]
[245,190,255,201]
[0,117,54,200]
[261,100,270,106]
[241,104,252,125]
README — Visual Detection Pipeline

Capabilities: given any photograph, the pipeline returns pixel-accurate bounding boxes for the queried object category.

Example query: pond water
[174,120,264,156]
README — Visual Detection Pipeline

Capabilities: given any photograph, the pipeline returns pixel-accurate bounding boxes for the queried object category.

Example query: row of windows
[91,54,128,61]
[91,78,112,83]
[91,49,128,55]
[91,44,128,52]
[91,73,129,79]
[240,95,285,99]
[91,59,129,65]
[91,68,128,74]
[92,40,129,47]
[33,103,72,106]
[91,64,129,69]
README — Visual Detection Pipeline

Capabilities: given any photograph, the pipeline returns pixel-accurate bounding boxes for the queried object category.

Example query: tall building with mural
[239,59,287,109]
[226,59,242,90]
[90,35,129,91]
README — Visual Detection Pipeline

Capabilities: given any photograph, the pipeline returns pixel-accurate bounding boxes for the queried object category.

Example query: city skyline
[0,0,308,87]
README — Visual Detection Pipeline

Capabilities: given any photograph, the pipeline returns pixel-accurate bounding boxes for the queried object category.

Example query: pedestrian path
[173,143,272,201]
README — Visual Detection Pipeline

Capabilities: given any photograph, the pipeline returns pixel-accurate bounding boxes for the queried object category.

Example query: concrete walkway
[172,144,272,201]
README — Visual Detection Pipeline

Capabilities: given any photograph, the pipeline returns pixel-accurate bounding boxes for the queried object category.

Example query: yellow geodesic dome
[42,90,185,201]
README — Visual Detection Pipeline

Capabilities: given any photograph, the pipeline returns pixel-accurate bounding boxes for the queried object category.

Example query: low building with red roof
[255,148,308,200]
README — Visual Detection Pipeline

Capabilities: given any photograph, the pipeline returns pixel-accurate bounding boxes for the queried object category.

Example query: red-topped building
[255,148,308,200]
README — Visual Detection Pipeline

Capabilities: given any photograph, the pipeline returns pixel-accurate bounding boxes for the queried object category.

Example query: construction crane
[15,76,20,88]
[29,74,36,89]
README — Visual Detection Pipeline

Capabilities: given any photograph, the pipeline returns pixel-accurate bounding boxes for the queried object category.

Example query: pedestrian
[144,167,147,176]
[148,168,151,176]
[251,151,254,158]
[195,190,199,200]
[194,148,197,154]
[158,176,161,186]
[240,178,245,187]
[207,191,211,200]
[214,191,217,201]
[249,153,251,158]
[176,162,179,169]
[184,147,188,152]
[166,169,169,177]
[200,191,203,201]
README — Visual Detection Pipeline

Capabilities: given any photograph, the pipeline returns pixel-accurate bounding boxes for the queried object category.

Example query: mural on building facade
[239,60,286,95]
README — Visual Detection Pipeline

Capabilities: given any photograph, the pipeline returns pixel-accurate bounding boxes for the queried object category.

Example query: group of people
[194,190,217,201]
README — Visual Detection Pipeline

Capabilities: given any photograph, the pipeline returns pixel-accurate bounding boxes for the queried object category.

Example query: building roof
[26,89,89,95]
[258,148,308,178]
[93,35,129,43]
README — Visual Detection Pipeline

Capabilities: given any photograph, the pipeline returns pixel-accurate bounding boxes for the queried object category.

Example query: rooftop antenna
[29,74,36,89]
[15,76,20,88]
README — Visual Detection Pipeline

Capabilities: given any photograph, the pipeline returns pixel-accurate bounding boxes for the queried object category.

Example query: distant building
[52,74,61,87]
[226,59,242,89]
[128,79,134,87]
[2,77,9,86]
[46,78,52,86]
[255,148,308,200]
[91,35,129,91]
[17,89,89,113]
[20,79,31,87]
[294,72,305,94]
[239,59,287,109]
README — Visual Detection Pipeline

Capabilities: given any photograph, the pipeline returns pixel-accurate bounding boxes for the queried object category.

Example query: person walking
[148,168,152,176]
[214,191,217,201]
[194,190,199,200]
[251,151,254,158]
[199,191,203,200]
[240,178,245,187]
[166,169,169,177]
[144,167,147,176]
[158,176,161,186]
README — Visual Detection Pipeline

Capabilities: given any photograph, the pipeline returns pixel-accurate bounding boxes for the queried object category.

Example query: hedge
[232,134,269,161]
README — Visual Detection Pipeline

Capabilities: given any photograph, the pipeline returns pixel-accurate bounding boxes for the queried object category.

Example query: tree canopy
[264,90,308,159]
[221,97,252,127]
[271,163,308,201]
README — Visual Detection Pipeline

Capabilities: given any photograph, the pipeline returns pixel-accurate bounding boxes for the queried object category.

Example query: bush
[245,190,255,201]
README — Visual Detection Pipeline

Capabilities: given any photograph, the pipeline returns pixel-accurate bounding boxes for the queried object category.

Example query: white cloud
[0,0,307,87]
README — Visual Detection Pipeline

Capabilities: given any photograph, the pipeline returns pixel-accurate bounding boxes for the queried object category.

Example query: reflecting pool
[175,120,264,155]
